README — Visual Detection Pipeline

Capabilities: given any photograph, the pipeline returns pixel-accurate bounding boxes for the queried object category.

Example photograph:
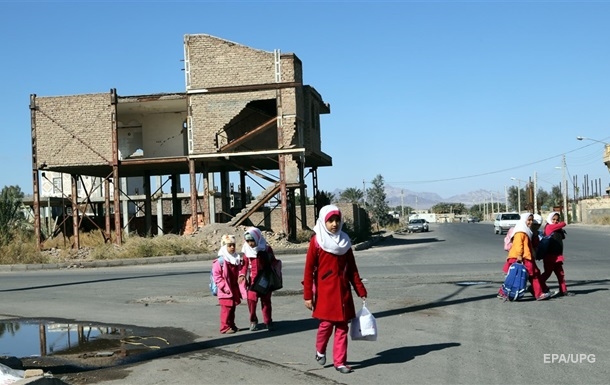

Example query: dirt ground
[189,223,310,251]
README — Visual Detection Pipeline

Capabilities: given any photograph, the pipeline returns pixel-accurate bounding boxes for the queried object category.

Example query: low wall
[575,196,610,224]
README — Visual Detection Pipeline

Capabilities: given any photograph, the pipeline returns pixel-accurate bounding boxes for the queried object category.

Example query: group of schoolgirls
[498,211,571,301]
[211,227,277,334]
[213,205,369,374]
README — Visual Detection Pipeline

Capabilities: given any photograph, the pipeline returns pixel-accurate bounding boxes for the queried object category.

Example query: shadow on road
[351,343,461,369]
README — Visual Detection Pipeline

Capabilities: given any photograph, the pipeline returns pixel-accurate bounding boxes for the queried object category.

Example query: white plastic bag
[350,301,377,341]
[0,363,25,385]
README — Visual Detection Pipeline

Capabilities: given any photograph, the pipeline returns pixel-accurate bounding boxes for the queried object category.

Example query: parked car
[467,217,480,223]
[493,212,521,234]
[407,218,429,233]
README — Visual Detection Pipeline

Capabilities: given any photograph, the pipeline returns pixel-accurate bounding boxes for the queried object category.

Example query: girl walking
[241,227,276,331]
[540,211,571,296]
[212,234,246,334]
[302,205,368,374]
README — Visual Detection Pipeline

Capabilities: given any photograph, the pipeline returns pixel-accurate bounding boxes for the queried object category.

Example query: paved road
[1,222,609,384]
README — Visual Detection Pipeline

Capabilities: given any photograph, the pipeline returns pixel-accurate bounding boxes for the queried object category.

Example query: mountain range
[333,185,506,210]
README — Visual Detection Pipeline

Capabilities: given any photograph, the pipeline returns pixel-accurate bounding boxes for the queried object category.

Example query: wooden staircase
[227,182,281,226]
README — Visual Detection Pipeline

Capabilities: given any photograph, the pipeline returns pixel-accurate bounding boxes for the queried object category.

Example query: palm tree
[339,187,364,204]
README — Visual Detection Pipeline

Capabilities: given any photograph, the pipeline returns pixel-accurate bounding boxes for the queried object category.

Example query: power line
[388,143,606,186]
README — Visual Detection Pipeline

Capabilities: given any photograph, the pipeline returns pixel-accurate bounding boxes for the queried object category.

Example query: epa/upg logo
[543,354,596,364]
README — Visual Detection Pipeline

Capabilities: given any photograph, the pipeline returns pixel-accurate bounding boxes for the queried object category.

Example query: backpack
[209,257,224,296]
[501,261,529,301]
[503,227,516,251]
[536,230,563,260]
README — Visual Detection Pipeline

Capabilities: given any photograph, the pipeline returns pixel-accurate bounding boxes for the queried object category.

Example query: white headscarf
[314,205,351,255]
[512,212,533,239]
[546,211,560,224]
[218,244,241,265]
[241,227,268,259]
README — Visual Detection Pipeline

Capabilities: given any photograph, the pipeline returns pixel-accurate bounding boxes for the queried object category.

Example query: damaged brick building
[29,34,335,248]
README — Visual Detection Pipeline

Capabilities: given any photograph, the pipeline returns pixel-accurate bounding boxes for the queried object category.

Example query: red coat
[303,238,367,322]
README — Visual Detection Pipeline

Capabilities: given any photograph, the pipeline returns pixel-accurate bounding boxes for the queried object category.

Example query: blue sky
[2,0,609,199]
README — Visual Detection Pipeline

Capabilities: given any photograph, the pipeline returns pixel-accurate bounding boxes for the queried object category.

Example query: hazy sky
[2,0,609,199]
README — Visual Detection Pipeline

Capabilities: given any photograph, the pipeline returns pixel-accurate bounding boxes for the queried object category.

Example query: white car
[408,219,429,233]
[493,212,521,235]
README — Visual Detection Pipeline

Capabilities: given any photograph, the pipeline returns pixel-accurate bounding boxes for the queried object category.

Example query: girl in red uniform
[241,227,277,331]
[540,211,572,296]
[303,205,367,374]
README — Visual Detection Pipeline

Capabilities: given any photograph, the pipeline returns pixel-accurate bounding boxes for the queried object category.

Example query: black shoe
[335,365,353,374]
[266,322,275,331]
[315,353,326,366]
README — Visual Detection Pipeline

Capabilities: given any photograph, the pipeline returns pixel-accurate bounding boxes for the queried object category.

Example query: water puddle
[0,317,196,378]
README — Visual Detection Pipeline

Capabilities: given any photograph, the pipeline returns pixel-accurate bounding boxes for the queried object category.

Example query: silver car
[407,219,429,233]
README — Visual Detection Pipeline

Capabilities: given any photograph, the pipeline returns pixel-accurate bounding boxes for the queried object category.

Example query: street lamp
[510,177,525,213]
[576,136,609,145]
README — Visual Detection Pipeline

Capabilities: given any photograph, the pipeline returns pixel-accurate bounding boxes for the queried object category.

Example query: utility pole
[562,154,569,224]
[533,171,538,214]
[363,179,367,209]
[401,189,405,219]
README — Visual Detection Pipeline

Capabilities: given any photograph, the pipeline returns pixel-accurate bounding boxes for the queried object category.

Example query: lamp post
[510,177,525,213]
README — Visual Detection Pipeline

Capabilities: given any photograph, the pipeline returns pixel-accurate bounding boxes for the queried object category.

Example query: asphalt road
[1,222,609,384]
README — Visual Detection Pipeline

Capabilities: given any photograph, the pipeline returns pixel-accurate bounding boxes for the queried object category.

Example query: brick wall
[185,34,276,89]
[35,93,114,168]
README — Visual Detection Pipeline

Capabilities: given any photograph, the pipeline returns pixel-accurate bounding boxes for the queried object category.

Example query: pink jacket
[212,258,247,300]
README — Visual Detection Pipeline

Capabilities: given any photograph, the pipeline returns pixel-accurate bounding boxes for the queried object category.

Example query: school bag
[209,257,223,296]
[501,261,528,301]
[536,229,564,260]
[503,227,516,251]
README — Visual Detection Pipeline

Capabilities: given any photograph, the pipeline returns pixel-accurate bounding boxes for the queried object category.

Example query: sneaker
[497,293,507,300]
[249,323,258,331]
[549,290,559,298]
[335,365,353,374]
[560,291,575,297]
[221,328,236,334]
[315,352,326,366]
[265,322,275,331]
[536,292,552,301]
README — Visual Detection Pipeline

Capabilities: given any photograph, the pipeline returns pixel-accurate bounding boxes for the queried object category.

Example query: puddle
[0,318,196,374]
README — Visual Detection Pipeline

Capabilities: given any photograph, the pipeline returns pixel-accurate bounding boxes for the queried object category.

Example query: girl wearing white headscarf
[212,234,246,334]
[240,227,276,331]
[540,211,571,295]
[302,205,368,374]
[498,213,554,301]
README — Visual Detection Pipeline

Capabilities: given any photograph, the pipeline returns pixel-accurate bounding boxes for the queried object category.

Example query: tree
[339,187,364,204]
[316,190,335,209]
[0,185,25,245]
[536,188,551,211]
[367,174,391,227]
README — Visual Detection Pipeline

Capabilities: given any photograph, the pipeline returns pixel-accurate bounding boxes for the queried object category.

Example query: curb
[0,236,391,272]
